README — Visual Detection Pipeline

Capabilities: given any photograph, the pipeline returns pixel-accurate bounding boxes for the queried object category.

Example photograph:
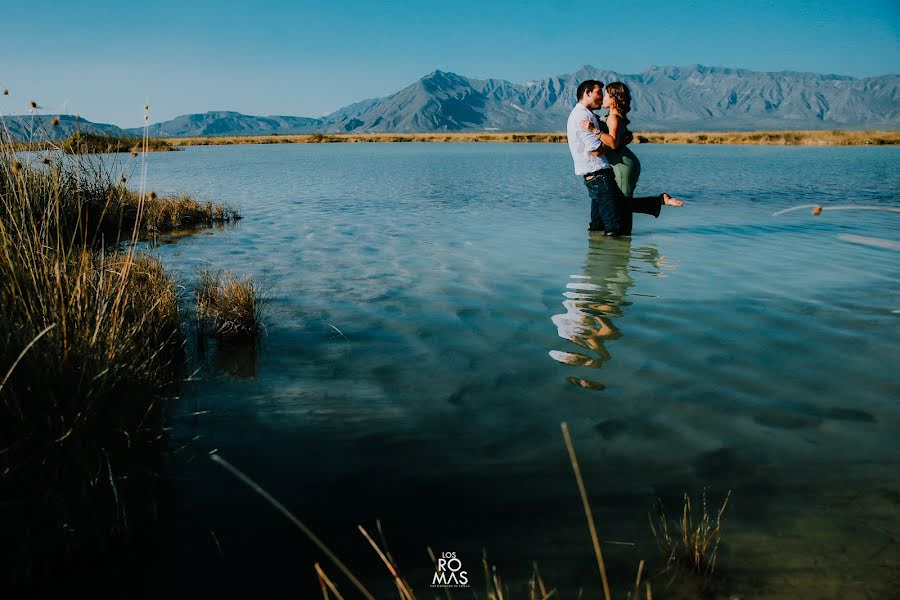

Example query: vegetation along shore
[14,132,177,154]
[0,132,253,593]
[163,130,900,147]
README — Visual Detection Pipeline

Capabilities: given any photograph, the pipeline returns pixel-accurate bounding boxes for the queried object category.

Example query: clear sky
[1,0,897,127]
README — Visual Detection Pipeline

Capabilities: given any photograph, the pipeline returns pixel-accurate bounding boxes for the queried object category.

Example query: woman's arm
[602,115,621,149]
[580,117,625,149]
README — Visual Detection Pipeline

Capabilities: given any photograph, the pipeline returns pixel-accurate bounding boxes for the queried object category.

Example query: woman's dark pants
[583,169,661,235]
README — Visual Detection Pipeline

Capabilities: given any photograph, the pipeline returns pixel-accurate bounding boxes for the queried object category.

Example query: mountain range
[3,65,898,140]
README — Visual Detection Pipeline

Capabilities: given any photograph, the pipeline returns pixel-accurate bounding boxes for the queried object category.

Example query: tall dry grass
[0,122,188,589]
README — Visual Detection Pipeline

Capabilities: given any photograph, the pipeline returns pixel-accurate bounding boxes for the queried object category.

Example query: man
[566,80,682,235]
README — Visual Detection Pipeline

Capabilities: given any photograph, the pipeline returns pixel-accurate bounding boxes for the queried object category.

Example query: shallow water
[103,144,899,597]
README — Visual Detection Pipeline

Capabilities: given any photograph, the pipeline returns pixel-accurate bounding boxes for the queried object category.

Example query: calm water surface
[102,144,899,598]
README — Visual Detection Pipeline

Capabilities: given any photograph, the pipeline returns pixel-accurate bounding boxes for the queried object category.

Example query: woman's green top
[604,113,641,198]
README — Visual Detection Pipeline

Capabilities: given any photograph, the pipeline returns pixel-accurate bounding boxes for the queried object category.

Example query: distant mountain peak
[422,69,467,84]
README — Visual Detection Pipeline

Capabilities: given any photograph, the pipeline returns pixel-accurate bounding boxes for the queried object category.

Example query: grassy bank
[0,126,179,154]
[0,136,234,589]
[632,129,900,145]
[9,133,177,153]
[165,132,568,145]
[58,132,177,154]
[163,129,900,147]
[1,152,238,242]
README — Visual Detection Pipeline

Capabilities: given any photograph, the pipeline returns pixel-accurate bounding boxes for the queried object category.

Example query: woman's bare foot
[662,193,684,207]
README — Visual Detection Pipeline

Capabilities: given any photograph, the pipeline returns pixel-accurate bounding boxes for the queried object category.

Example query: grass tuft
[195,269,262,339]
[649,489,731,576]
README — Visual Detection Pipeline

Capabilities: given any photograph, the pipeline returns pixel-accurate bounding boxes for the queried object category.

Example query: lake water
[98,144,900,598]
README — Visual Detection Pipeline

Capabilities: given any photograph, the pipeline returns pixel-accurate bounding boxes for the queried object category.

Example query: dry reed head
[50,117,59,127]
[28,100,37,109]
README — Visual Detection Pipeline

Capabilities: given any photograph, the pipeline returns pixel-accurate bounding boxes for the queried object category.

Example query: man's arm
[580,118,628,151]
[576,128,608,157]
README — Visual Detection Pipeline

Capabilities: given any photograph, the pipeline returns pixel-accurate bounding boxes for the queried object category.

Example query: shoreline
[162,130,900,147]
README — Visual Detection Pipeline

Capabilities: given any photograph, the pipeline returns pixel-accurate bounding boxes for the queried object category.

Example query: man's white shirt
[567,104,610,176]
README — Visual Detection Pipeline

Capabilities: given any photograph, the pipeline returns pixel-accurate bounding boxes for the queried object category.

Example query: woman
[580,82,641,198]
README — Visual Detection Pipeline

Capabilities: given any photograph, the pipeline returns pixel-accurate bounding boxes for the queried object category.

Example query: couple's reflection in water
[550,235,665,390]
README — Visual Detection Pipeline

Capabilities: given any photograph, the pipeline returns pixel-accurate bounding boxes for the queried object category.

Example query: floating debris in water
[773,204,900,216]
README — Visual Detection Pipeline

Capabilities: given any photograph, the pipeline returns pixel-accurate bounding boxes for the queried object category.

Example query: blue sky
[1,0,897,127]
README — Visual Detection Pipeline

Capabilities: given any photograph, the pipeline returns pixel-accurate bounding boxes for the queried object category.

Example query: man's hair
[576,80,602,101]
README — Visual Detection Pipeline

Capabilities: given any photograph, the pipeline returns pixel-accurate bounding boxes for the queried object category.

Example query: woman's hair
[605,82,631,115]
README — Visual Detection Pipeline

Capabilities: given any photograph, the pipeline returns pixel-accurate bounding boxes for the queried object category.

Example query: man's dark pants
[584,169,661,234]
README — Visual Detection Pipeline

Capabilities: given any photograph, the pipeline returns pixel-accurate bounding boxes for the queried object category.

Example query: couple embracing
[567,80,683,236]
